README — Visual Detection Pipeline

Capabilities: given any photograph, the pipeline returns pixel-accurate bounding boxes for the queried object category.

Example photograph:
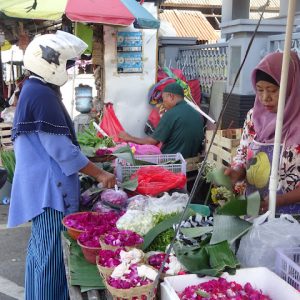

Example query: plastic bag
[116,210,155,236]
[147,192,188,214]
[129,143,161,155]
[131,166,186,196]
[127,195,149,211]
[100,103,124,142]
[101,187,128,209]
[237,212,300,271]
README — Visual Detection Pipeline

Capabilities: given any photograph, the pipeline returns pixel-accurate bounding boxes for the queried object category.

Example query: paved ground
[0,204,30,300]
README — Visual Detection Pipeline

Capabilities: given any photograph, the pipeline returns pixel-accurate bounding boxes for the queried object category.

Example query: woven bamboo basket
[105,279,156,300]
[99,239,142,252]
[96,257,114,279]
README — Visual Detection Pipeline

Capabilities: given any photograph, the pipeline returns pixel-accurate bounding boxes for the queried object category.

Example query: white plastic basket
[275,247,300,290]
[160,267,300,300]
[115,153,186,182]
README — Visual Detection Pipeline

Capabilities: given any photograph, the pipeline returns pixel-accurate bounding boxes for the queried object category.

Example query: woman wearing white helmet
[7,31,116,300]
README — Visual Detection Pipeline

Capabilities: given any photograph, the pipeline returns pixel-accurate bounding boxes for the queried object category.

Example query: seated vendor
[119,82,204,159]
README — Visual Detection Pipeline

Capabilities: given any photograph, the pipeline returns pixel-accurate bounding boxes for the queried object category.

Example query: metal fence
[176,43,228,95]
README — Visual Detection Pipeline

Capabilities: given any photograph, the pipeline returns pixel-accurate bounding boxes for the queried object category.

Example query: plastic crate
[161,267,300,300]
[275,247,300,290]
[115,153,186,182]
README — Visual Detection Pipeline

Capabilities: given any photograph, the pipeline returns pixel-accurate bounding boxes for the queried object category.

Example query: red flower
[295,144,300,154]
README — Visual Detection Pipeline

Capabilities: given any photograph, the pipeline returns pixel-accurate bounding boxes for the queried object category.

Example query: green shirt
[152,100,204,158]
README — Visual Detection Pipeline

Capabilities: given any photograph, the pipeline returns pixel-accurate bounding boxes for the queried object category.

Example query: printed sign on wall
[117,31,143,73]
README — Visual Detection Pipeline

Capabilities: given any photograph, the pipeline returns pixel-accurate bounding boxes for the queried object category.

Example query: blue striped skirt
[25,208,69,300]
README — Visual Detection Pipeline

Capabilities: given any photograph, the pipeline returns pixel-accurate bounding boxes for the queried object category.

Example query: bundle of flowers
[147,252,184,277]
[97,248,145,279]
[62,211,120,239]
[101,229,144,250]
[105,263,157,299]
[98,248,123,268]
[97,248,123,278]
[177,278,271,300]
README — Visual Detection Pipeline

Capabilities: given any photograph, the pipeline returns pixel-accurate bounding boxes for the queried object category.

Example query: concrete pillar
[280,0,300,16]
[222,0,250,23]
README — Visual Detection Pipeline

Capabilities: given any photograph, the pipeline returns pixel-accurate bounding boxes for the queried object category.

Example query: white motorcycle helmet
[23,31,87,86]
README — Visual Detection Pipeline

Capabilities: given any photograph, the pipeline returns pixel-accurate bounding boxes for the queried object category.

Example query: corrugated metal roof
[161,0,280,10]
[159,9,220,41]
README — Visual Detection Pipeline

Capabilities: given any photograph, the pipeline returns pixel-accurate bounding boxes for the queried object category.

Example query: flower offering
[178,278,271,300]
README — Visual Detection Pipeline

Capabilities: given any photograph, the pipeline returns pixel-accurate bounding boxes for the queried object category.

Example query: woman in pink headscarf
[225,51,300,215]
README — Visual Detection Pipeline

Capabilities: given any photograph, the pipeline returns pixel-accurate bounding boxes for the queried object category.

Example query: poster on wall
[117,31,143,73]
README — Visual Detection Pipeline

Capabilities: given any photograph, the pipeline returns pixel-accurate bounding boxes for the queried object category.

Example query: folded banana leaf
[216,191,260,217]
[209,215,252,245]
[173,239,239,277]
[206,167,232,190]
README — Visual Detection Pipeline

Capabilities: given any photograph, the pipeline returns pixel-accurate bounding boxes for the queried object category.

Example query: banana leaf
[216,199,247,216]
[113,145,156,166]
[119,178,138,191]
[141,209,194,251]
[246,191,261,217]
[206,240,239,273]
[180,226,213,238]
[188,204,210,216]
[209,215,252,245]
[216,191,261,217]
[173,242,211,272]
[206,167,232,190]
[174,239,239,277]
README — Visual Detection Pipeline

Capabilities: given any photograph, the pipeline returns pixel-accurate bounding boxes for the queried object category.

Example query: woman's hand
[96,170,116,189]
[260,194,286,214]
[224,167,246,184]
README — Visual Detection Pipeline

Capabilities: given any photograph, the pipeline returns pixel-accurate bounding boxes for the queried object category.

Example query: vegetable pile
[178,278,271,300]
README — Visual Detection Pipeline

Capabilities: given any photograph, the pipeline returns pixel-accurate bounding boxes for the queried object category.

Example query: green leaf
[141,210,194,251]
[206,240,239,272]
[246,191,261,217]
[173,242,211,273]
[196,290,210,297]
[120,178,138,191]
[180,226,213,238]
[188,204,210,216]
[209,215,252,245]
[206,167,232,190]
[112,152,136,165]
[216,199,247,216]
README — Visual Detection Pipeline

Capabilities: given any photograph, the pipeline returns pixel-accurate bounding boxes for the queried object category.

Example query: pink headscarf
[252,51,300,146]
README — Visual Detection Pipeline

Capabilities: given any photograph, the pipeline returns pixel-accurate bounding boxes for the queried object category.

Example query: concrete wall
[103,3,158,138]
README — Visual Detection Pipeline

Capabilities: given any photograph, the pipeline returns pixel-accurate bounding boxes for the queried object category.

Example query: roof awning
[0,0,160,29]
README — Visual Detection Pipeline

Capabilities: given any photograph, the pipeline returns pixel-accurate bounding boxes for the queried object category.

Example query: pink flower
[107,264,152,289]
[97,248,123,268]
[177,278,271,300]
[104,229,144,247]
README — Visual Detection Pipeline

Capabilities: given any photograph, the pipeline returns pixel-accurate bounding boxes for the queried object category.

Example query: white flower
[111,262,130,278]
[137,265,158,281]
